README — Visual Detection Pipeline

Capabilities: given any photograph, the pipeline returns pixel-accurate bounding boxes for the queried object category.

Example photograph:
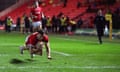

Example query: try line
[0,66,120,69]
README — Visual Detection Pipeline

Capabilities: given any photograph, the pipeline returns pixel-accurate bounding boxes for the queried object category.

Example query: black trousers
[97,29,104,44]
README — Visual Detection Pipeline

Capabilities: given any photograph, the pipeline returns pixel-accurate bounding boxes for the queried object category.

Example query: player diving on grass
[19,30,52,59]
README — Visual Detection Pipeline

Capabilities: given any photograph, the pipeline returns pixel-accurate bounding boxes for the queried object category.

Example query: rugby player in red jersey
[31,1,44,32]
[19,30,52,59]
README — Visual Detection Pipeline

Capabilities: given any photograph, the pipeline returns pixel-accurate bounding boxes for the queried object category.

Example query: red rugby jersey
[25,32,48,45]
[31,7,42,22]
[25,32,38,45]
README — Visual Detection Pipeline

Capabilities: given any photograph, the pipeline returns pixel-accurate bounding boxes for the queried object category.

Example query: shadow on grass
[10,58,36,64]
[10,58,25,64]
[10,58,51,65]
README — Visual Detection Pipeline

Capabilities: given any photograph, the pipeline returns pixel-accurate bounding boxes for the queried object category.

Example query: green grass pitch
[0,31,120,72]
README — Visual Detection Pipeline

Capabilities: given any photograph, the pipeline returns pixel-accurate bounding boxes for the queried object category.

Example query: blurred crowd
[0,0,120,34]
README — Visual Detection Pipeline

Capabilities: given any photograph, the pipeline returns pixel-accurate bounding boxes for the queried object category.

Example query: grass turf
[0,31,120,72]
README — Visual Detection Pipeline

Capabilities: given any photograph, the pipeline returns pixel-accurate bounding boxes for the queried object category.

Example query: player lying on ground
[19,30,52,59]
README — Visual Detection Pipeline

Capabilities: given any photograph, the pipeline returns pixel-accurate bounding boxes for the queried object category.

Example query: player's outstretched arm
[45,42,52,59]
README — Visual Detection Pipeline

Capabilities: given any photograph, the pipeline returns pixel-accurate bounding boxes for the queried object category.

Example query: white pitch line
[56,38,96,43]
[0,54,9,57]
[1,53,120,57]
[52,51,72,56]
[56,37,120,44]
[0,44,21,46]
[0,66,120,69]
[79,54,120,56]
[0,50,73,57]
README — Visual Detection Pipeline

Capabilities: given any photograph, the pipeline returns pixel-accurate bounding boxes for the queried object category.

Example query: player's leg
[98,30,103,44]
[39,21,42,30]
[45,42,52,59]
[19,46,25,54]
[29,46,33,58]
[19,45,29,54]
[98,35,102,44]
[27,44,34,58]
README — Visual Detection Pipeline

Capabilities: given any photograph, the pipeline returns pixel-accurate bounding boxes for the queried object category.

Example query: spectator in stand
[4,17,8,32]
[77,0,81,8]
[56,16,61,33]
[49,0,54,4]
[24,15,31,34]
[16,17,21,31]
[65,16,70,33]
[77,17,83,28]
[60,16,67,33]
[51,15,57,33]
[46,16,52,33]
[94,9,106,44]
[57,12,63,17]
[63,0,68,8]
[86,5,92,12]
[29,16,33,33]
[6,16,13,32]
[20,14,25,34]
[42,16,47,32]
[38,0,43,5]
[105,8,112,30]
[70,19,77,32]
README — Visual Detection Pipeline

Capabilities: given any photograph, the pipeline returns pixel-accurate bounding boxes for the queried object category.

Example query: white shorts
[26,42,43,49]
[32,21,42,28]
[26,44,34,48]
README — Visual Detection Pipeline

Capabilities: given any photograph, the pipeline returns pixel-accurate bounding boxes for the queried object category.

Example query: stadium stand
[0,0,90,22]
[0,0,120,29]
